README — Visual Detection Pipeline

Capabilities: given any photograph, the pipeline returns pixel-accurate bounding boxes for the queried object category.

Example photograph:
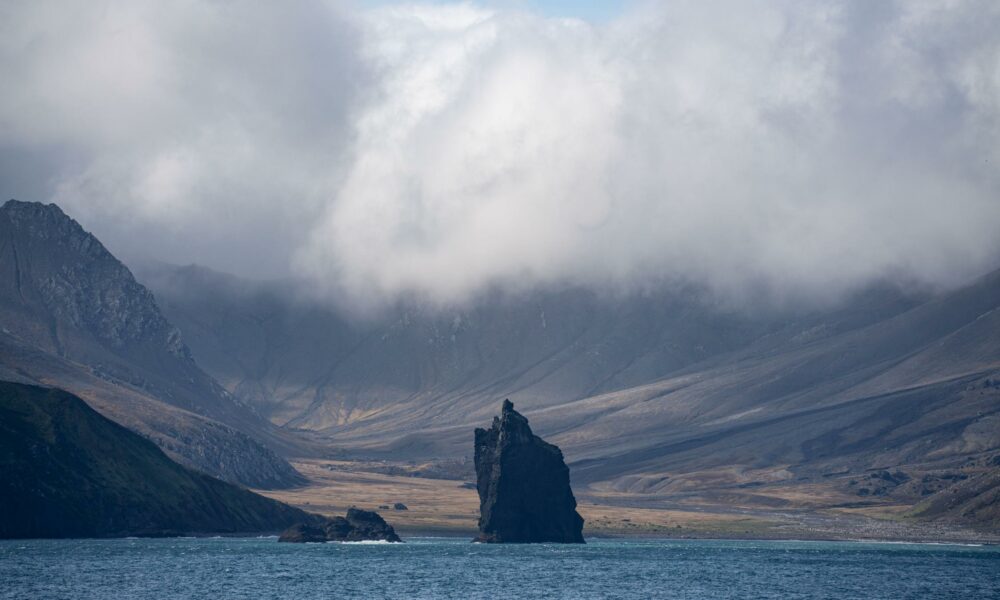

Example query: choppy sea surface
[1,536,998,599]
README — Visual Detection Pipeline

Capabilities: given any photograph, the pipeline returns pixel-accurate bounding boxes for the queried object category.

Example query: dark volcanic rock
[278,508,401,543]
[277,523,328,543]
[474,400,584,543]
[341,508,402,542]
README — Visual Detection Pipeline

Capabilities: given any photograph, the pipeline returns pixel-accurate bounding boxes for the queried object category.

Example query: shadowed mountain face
[555,269,1000,484]
[0,201,188,358]
[139,262,924,433]
[0,382,315,539]
[0,200,305,488]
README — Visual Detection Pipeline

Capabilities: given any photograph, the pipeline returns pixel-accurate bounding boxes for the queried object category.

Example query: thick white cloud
[2,1,999,307]
[0,0,364,276]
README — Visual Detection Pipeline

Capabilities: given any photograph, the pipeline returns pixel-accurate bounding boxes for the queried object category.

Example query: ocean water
[1,537,997,599]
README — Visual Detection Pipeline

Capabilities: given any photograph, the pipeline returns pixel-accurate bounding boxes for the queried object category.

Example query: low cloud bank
[3,1,999,308]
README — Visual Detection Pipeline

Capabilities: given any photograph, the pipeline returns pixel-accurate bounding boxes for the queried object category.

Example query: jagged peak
[0,199,111,262]
[2,198,66,214]
[1,199,73,227]
[498,399,533,443]
[1,198,190,358]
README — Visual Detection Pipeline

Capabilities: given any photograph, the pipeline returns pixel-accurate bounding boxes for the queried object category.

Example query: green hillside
[0,381,316,539]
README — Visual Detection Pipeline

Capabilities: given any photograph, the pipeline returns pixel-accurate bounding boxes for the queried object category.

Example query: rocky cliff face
[0,200,305,488]
[474,400,584,543]
[0,200,187,360]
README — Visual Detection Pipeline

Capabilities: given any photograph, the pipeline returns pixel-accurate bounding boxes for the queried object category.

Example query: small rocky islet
[278,508,401,543]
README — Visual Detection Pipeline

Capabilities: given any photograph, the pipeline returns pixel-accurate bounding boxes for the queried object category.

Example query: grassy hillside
[0,381,316,539]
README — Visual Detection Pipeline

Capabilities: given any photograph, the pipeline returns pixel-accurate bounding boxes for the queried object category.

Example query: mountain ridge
[3,199,996,530]
[138,261,927,432]
[141,258,1000,529]
[0,199,308,488]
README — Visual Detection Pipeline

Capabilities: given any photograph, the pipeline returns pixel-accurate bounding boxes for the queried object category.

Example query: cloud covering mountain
[3,0,999,308]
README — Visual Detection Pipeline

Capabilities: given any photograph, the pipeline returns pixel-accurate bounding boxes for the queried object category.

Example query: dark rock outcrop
[474,400,584,543]
[276,523,328,543]
[278,508,401,543]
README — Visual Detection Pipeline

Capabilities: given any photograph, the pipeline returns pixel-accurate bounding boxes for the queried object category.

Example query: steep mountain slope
[551,267,1000,481]
[143,259,999,529]
[0,200,305,487]
[0,381,316,538]
[0,333,306,489]
[140,263,922,432]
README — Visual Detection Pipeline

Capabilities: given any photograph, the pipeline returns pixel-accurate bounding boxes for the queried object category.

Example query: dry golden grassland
[257,459,783,537]
[256,459,1000,543]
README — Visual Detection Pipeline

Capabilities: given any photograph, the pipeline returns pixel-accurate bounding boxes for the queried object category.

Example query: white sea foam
[851,539,984,547]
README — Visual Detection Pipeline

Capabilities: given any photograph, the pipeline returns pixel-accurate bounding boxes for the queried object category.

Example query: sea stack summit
[473,400,585,543]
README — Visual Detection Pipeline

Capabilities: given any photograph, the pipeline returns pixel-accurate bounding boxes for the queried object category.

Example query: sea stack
[474,399,585,543]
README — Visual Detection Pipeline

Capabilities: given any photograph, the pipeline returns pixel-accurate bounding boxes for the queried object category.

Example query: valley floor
[257,459,1000,544]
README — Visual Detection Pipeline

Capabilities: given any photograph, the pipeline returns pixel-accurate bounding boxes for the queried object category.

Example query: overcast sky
[2,1,999,309]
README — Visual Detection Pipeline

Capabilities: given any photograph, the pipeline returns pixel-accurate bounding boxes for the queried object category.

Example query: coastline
[252,458,999,547]
[390,527,999,547]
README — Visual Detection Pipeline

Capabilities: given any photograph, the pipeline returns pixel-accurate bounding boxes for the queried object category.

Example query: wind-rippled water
[1,537,997,599]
